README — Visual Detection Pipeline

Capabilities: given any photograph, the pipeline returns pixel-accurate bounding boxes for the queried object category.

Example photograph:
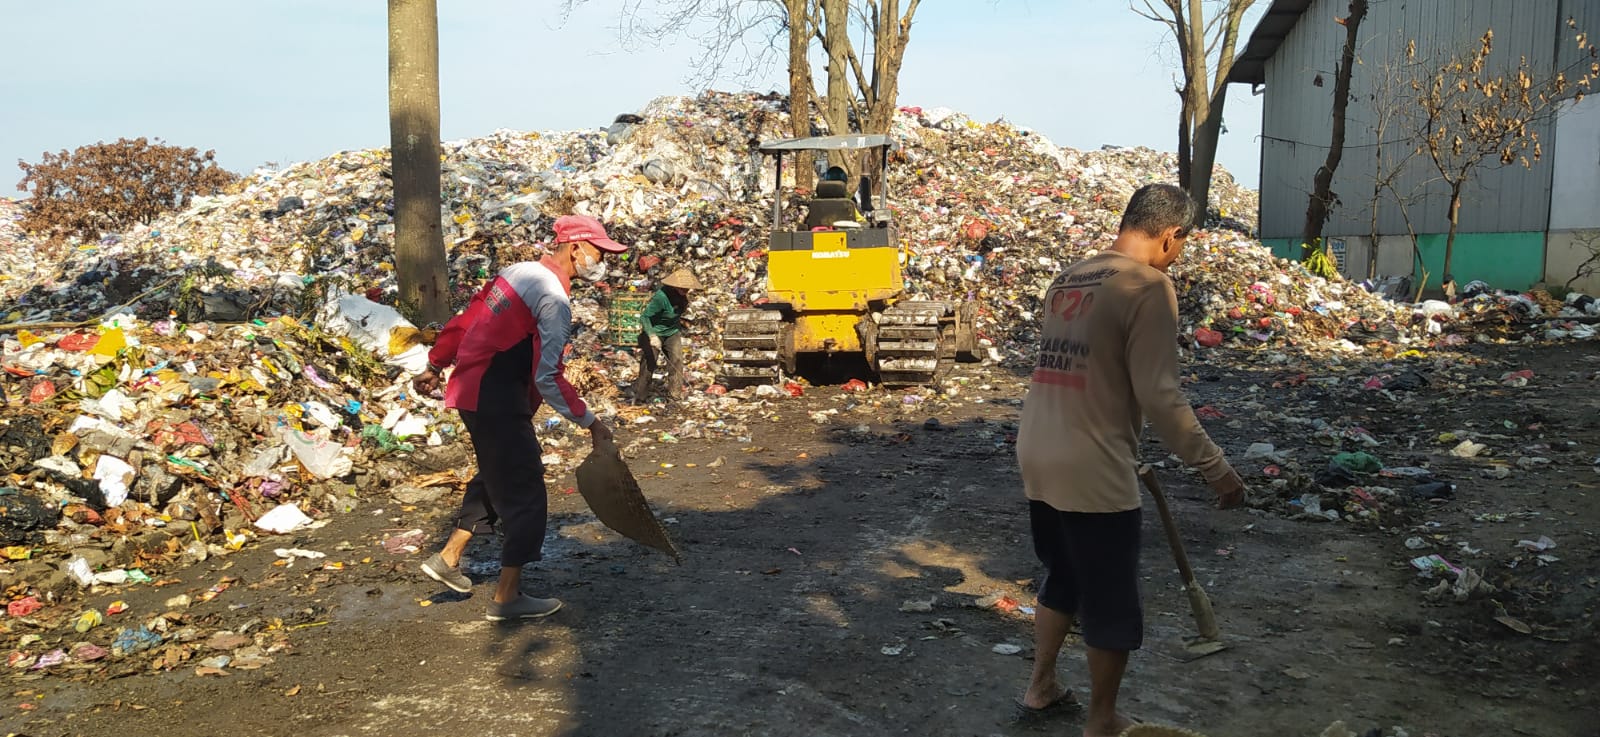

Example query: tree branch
[1209,0,1257,101]
[847,44,873,98]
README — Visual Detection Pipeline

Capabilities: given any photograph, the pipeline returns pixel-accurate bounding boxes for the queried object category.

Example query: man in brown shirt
[1014,183,1245,736]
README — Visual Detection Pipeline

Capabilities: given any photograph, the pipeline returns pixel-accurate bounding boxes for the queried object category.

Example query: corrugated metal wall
[1257,0,1596,240]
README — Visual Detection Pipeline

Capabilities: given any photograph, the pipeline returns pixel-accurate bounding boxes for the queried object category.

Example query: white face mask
[574,248,609,282]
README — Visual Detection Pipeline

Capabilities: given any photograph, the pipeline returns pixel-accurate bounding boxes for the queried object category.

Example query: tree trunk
[1300,0,1368,257]
[1168,4,1195,190]
[1443,186,1462,289]
[388,0,450,326]
[863,0,916,136]
[820,0,852,173]
[1368,123,1383,279]
[1367,207,1380,278]
[786,0,814,192]
[1177,88,1193,189]
[1188,90,1226,217]
[1186,0,1210,123]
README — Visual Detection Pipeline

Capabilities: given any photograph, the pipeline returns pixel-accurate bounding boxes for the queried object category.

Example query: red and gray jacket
[428,256,596,427]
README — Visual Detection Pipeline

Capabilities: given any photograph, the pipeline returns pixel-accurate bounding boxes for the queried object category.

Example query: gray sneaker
[486,595,563,621]
[420,553,472,593]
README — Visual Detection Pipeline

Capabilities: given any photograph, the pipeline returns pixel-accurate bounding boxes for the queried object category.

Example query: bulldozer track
[875,301,956,387]
[719,300,973,387]
[720,308,790,384]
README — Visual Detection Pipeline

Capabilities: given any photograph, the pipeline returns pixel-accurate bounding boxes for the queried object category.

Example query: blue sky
[1,1,1267,194]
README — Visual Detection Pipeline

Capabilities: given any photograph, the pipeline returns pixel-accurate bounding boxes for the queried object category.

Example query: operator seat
[805,180,861,230]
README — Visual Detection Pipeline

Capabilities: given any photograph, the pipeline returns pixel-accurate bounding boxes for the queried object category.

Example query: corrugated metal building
[1231,0,1600,293]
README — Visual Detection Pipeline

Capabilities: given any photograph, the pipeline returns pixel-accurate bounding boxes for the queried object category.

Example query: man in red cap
[413,214,626,621]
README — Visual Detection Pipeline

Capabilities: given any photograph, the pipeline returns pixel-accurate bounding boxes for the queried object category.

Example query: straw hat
[661,269,703,290]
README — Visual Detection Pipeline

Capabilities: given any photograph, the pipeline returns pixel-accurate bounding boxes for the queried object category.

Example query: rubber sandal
[1012,690,1082,724]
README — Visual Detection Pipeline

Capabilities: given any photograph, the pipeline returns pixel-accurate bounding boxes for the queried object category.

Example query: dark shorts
[1029,500,1144,651]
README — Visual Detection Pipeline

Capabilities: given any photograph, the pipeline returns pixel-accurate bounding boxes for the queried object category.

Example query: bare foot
[1082,712,1136,737]
[1020,679,1071,710]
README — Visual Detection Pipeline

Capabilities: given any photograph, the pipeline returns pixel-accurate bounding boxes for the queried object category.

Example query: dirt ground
[5,342,1599,737]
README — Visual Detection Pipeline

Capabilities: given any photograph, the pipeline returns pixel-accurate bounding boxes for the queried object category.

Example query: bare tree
[856,0,921,136]
[389,0,450,325]
[567,0,818,188]
[1134,0,1257,214]
[1366,38,1436,295]
[812,0,922,187]
[1300,0,1368,255]
[1408,21,1597,285]
[568,0,923,185]
[596,0,792,89]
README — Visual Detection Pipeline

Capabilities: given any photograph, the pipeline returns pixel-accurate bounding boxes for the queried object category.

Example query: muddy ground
[5,343,1599,737]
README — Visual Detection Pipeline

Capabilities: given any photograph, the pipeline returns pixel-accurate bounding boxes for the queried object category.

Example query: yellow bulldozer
[721,135,979,386]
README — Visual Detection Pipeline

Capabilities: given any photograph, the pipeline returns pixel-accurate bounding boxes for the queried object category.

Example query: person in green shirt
[632,268,702,402]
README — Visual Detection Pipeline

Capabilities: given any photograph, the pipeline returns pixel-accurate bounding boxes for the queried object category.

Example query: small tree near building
[1133,0,1258,214]
[16,138,237,243]
[1367,39,1440,300]
[1409,21,1598,285]
[1300,0,1368,257]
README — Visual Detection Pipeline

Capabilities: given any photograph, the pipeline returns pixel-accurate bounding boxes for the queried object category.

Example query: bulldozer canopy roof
[758,134,895,153]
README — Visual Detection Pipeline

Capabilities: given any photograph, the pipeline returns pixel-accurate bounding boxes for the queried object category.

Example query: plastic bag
[318,292,430,374]
[254,503,314,534]
[279,428,353,479]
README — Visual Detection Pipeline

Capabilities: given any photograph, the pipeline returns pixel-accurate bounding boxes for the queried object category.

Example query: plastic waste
[1244,442,1286,463]
[318,292,430,374]
[1450,440,1487,458]
[280,427,353,479]
[6,596,43,617]
[1500,370,1535,387]
[91,454,136,507]
[1330,452,1383,474]
[111,626,164,657]
[254,503,314,534]
[63,556,94,587]
[73,609,103,633]
[1194,328,1224,348]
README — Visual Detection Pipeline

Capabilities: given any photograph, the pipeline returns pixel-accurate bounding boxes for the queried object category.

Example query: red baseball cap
[553,215,628,253]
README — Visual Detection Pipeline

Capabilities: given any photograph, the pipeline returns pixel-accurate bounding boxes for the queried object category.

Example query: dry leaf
[1494,614,1532,634]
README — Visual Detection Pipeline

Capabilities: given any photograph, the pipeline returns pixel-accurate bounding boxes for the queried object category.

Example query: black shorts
[1029,500,1144,651]
[454,410,548,568]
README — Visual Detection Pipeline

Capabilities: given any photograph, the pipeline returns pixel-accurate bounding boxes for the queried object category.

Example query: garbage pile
[0,310,439,540]
[0,196,47,302]
[6,92,1594,366]
[0,93,1398,357]
[1446,284,1600,341]
[0,197,26,247]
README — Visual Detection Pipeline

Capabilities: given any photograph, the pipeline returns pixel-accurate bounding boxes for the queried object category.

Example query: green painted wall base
[1253,232,1546,291]
[1412,232,1545,291]
[1259,238,1299,261]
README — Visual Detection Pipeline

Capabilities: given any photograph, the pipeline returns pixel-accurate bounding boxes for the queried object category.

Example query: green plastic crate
[606,292,653,347]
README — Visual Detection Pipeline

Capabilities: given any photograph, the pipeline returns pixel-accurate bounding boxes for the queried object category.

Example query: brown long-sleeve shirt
[1018,251,1233,513]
